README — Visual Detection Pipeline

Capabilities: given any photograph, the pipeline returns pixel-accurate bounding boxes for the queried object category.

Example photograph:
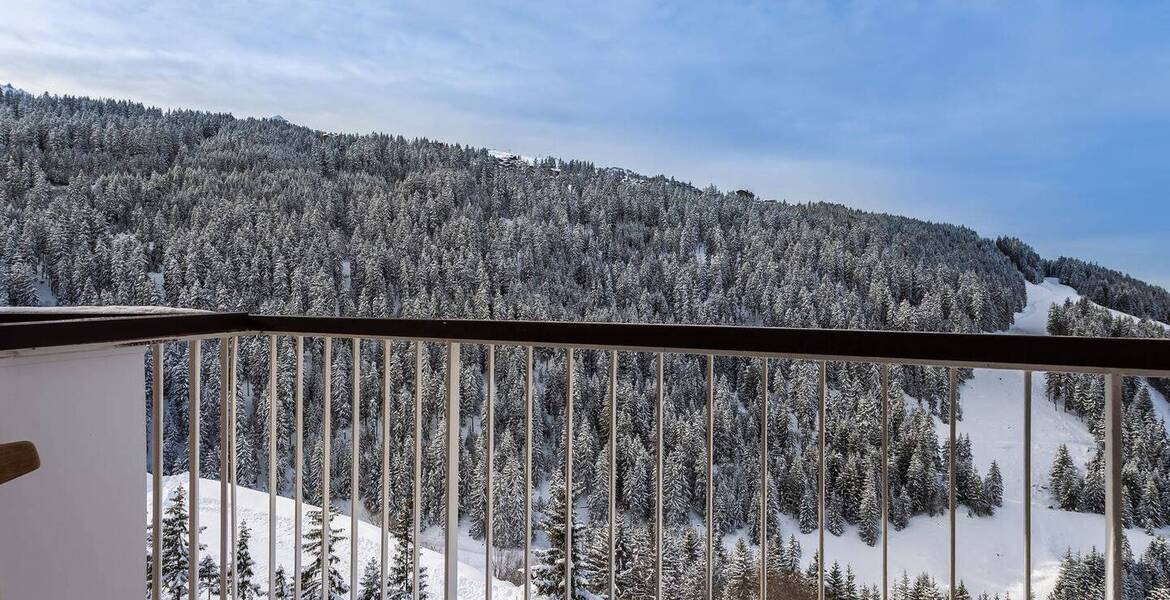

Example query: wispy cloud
[2,0,1168,286]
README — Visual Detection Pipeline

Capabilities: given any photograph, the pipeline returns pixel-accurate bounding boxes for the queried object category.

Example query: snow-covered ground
[147,474,522,599]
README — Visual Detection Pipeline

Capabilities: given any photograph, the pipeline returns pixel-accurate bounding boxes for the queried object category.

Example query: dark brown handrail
[1,311,1168,376]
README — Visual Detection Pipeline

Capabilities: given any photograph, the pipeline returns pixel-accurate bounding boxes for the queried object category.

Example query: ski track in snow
[145,278,1170,599]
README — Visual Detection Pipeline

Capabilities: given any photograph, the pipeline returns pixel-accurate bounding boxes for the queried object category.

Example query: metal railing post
[486,345,495,600]
[1024,371,1032,600]
[294,334,304,598]
[706,354,714,600]
[189,340,201,600]
[948,367,957,600]
[324,337,332,599]
[565,347,575,600]
[413,342,423,600]
[817,361,826,600]
[608,350,617,600]
[230,337,239,600]
[352,338,361,600]
[524,346,534,600]
[381,340,391,600]
[760,358,768,600]
[268,336,278,600]
[1105,373,1123,600]
[445,342,461,600]
[151,343,163,600]
[294,336,304,600]
[655,353,664,600]
[220,337,230,599]
[880,365,889,600]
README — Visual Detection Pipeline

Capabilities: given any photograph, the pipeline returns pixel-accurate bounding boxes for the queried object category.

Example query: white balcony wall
[0,343,145,600]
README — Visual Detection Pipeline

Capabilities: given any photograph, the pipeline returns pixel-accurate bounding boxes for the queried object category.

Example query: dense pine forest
[2,87,1169,600]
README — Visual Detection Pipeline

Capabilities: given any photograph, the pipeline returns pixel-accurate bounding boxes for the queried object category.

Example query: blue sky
[3,1,1168,287]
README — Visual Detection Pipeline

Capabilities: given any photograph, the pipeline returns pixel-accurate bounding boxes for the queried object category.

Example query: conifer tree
[235,520,262,599]
[198,555,219,600]
[859,475,881,547]
[387,505,428,600]
[721,539,756,600]
[274,566,291,600]
[1050,444,1081,511]
[983,461,1003,509]
[159,485,193,600]
[301,506,349,600]
[358,557,382,600]
[533,474,586,600]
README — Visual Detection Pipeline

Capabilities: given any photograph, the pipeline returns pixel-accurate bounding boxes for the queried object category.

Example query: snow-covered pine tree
[386,505,428,600]
[983,461,1003,508]
[664,450,691,526]
[533,474,586,600]
[494,433,526,548]
[198,555,219,600]
[301,506,349,600]
[1050,444,1082,511]
[235,520,262,599]
[798,485,817,534]
[358,557,382,600]
[825,561,844,599]
[274,566,291,600]
[858,474,880,547]
[721,539,756,600]
[581,525,611,597]
[159,485,192,600]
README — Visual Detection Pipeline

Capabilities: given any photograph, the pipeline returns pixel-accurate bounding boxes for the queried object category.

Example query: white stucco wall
[0,344,145,600]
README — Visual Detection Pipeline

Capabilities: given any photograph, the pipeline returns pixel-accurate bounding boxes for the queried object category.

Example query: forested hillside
[1046,258,1170,323]
[0,87,1164,599]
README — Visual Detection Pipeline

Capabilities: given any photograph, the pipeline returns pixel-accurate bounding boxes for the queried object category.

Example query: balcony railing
[3,311,1170,600]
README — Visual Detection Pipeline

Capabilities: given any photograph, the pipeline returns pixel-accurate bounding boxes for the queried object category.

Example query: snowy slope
[147,474,522,599]
[767,279,1168,599]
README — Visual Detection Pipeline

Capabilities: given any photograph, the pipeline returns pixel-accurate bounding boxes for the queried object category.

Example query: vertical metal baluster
[352,338,361,600]
[445,342,461,600]
[1023,371,1032,600]
[324,337,332,599]
[220,337,230,599]
[381,340,391,600]
[818,361,826,600]
[948,367,956,600]
[269,336,278,600]
[151,343,163,600]
[881,365,889,600]
[706,354,714,600]
[294,336,304,600]
[1105,373,1123,600]
[760,358,768,600]
[608,350,617,600]
[486,345,495,600]
[413,342,423,600]
[524,346,533,600]
[189,340,201,600]
[565,348,575,600]
[231,337,239,600]
[655,353,664,600]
